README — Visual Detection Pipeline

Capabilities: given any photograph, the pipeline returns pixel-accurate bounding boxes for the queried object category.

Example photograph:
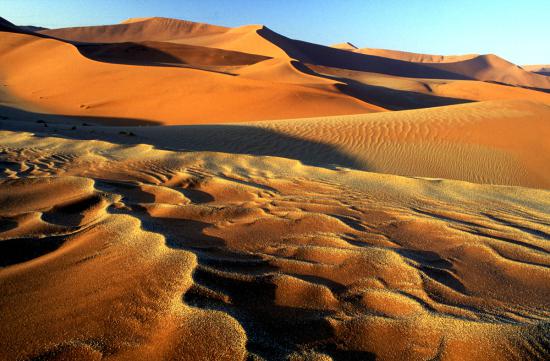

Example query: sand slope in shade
[0,131,548,360]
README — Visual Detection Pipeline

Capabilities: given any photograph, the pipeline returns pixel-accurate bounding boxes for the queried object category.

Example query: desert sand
[523,64,550,76]
[1,15,549,361]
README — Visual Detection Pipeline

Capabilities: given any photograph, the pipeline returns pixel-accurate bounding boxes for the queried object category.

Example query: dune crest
[39,16,229,43]
[331,42,358,51]
[354,47,478,63]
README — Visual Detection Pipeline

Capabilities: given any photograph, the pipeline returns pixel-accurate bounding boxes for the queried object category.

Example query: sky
[1,0,548,65]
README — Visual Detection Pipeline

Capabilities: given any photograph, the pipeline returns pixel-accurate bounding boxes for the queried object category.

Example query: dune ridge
[354,47,478,63]
[39,16,229,43]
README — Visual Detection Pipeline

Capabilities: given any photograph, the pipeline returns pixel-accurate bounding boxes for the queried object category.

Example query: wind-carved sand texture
[0,16,549,361]
[0,132,549,360]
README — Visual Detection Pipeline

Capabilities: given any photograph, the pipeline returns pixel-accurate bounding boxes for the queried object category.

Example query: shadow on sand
[0,105,367,171]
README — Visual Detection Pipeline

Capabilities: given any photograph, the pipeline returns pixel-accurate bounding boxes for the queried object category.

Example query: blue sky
[1,0,548,65]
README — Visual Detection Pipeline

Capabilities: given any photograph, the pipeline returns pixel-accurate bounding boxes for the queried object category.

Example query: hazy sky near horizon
[1,0,548,64]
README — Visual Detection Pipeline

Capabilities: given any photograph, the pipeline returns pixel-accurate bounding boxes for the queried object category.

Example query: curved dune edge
[0,131,549,360]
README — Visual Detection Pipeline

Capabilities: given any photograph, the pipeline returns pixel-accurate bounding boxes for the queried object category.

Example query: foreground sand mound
[0,131,548,360]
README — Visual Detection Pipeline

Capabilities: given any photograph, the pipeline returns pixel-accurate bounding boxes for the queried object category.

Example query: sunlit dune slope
[168,24,289,58]
[330,42,358,51]
[4,98,545,188]
[39,17,288,58]
[0,31,381,124]
[0,131,548,360]
[423,54,550,89]
[70,99,545,188]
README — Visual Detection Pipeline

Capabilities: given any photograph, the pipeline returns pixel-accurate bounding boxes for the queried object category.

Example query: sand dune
[354,47,478,63]
[524,64,550,76]
[77,40,270,67]
[0,31,380,124]
[0,131,548,360]
[169,25,290,58]
[39,17,229,43]
[1,14,549,361]
[1,99,548,188]
[37,17,550,90]
[307,64,550,107]
[330,42,358,51]
[422,54,550,89]
[351,48,550,89]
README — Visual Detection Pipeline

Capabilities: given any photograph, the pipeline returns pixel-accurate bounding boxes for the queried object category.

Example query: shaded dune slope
[523,64,550,76]
[307,64,550,108]
[77,41,271,67]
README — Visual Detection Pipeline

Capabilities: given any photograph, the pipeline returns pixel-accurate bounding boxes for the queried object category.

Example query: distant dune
[39,17,229,43]
[331,42,358,51]
[38,17,550,90]
[339,47,550,90]
[523,64,550,76]
[355,47,477,63]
